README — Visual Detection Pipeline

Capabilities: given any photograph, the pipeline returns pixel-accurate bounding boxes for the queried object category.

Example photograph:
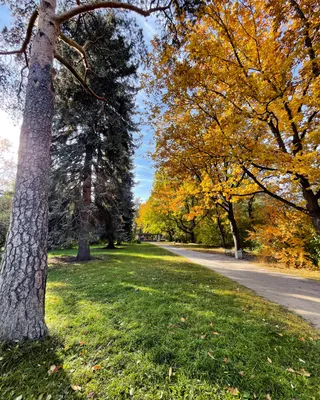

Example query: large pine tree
[49,13,139,259]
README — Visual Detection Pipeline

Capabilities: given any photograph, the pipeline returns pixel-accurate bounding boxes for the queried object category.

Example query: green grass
[1,243,320,400]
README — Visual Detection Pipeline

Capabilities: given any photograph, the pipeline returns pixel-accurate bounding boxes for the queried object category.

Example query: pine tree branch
[0,9,38,56]
[56,2,170,24]
[54,52,107,102]
[59,32,89,80]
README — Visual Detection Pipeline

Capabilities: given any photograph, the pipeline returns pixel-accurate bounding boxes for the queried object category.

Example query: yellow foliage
[249,200,316,268]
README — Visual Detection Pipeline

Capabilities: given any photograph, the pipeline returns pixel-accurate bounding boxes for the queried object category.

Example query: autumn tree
[137,195,176,240]
[148,0,320,235]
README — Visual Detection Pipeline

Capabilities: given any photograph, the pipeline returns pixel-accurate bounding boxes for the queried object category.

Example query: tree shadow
[44,244,320,399]
[0,336,80,399]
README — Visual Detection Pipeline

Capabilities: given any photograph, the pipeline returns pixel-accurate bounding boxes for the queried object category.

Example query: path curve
[153,243,320,329]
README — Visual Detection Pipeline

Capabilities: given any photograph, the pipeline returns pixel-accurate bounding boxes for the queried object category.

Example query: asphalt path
[153,243,320,329]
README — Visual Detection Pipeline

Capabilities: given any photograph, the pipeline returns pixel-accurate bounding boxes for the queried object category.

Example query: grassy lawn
[1,243,320,400]
[164,243,320,281]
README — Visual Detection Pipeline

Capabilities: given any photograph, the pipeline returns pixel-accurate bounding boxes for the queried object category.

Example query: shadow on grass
[1,244,319,399]
[42,244,320,399]
[0,337,80,400]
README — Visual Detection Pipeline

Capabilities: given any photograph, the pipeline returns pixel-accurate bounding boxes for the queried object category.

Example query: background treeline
[137,0,320,269]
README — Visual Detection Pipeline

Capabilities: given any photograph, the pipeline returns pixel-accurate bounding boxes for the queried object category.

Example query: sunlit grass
[1,243,319,399]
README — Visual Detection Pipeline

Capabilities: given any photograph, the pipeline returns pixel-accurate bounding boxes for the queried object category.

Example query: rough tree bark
[76,143,93,261]
[0,0,57,341]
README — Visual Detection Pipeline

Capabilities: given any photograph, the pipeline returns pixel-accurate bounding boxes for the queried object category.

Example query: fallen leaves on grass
[286,368,311,377]
[207,351,214,359]
[267,357,272,364]
[227,387,239,395]
[71,385,82,391]
[212,332,219,335]
[180,317,185,322]
[265,395,271,400]
[200,335,206,339]
[169,367,173,381]
[239,371,245,377]
[92,365,102,371]
[48,365,61,375]
[79,341,86,346]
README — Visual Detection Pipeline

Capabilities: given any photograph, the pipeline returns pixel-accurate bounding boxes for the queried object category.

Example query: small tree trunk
[248,196,256,233]
[0,0,57,341]
[190,231,196,243]
[215,207,226,248]
[227,202,242,257]
[107,240,115,249]
[167,230,173,241]
[76,143,93,261]
[116,238,122,246]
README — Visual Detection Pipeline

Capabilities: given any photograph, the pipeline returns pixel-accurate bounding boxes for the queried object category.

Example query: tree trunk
[76,143,93,261]
[106,239,116,249]
[116,239,122,246]
[299,177,320,234]
[167,230,173,241]
[227,202,242,256]
[0,0,57,341]
[215,207,226,248]
[248,196,256,233]
[190,231,196,243]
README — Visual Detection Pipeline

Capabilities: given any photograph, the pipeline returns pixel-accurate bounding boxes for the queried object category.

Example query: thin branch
[59,32,90,80]
[0,9,38,55]
[55,52,107,102]
[56,2,170,24]
[242,166,307,214]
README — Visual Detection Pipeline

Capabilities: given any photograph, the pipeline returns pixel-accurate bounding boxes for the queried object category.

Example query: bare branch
[59,32,89,80]
[0,9,38,56]
[242,166,308,214]
[56,1,170,24]
[55,52,107,103]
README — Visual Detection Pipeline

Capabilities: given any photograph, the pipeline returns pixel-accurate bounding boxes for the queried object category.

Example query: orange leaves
[92,365,102,371]
[146,0,320,254]
[227,387,239,396]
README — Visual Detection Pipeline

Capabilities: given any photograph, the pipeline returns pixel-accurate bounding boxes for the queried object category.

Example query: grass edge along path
[163,243,320,282]
[0,243,319,400]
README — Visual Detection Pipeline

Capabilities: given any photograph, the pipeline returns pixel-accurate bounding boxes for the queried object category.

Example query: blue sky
[0,4,156,201]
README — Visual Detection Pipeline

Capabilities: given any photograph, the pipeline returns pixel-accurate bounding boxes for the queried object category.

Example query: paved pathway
[153,243,320,329]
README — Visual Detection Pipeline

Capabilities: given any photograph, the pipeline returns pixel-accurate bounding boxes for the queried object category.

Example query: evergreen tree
[49,12,140,259]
